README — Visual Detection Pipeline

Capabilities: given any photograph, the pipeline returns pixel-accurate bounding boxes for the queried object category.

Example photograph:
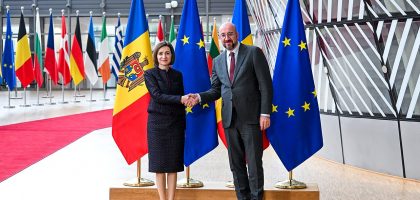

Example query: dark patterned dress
[144,67,185,173]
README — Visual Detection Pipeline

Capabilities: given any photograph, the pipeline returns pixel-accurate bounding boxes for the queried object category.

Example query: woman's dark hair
[152,41,175,67]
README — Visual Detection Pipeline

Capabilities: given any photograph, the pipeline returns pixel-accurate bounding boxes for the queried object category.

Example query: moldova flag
[267,0,323,171]
[15,10,34,88]
[173,0,218,166]
[70,13,85,86]
[112,0,154,165]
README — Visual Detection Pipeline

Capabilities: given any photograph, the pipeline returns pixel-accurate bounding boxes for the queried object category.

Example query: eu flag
[1,10,16,91]
[173,0,218,166]
[266,0,323,171]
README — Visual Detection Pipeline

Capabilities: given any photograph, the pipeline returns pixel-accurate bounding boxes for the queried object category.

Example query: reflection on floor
[1,89,419,200]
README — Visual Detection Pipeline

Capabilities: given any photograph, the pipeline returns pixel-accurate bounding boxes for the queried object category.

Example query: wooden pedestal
[109,182,319,200]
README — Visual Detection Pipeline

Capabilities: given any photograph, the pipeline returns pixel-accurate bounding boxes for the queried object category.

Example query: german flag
[112,0,154,165]
[15,11,34,88]
[70,13,85,86]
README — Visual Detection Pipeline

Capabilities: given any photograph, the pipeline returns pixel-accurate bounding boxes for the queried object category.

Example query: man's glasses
[219,32,235,39]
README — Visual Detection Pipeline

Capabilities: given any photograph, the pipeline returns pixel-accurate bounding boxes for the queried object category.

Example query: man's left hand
[260,116,270,131]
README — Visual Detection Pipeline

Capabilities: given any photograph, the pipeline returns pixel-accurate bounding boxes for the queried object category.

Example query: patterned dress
[144,67,185,173]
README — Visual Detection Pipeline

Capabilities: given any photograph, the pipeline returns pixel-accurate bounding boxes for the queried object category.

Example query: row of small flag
[0,7,124,92]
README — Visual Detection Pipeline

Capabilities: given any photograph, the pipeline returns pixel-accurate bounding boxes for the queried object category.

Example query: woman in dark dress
[144,41,188,200]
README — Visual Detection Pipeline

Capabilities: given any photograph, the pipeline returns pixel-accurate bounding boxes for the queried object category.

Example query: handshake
[181,93,200,107]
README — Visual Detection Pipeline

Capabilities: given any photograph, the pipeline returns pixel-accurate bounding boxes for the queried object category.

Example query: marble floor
[1,88,420,200]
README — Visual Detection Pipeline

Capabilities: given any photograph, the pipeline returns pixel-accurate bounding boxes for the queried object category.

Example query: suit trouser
[225,108,264,200]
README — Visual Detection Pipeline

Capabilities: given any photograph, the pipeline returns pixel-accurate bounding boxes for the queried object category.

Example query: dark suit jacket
[144,67,186,118]
[200,44,273,128]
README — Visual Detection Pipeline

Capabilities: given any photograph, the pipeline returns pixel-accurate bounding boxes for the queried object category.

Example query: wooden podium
[109,182,319,200]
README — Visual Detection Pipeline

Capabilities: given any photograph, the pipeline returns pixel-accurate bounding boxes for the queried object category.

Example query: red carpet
[0,109,112,182]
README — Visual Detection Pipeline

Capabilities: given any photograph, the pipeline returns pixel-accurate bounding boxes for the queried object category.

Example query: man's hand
[182,93,200,107]
[260,116,270,131]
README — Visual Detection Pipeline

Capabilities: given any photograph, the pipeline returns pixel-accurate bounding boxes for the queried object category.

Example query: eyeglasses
[219,32,235,39]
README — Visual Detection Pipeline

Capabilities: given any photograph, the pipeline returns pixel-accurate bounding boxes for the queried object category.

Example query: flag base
[33,103,44,106]
[42,96,54,98]
[10,96,23,99]
[99,98,110,101]
[19,104,31,107]
[3,105,15,109]
[123,177,155,187]
[86,99,96,102]
[275,179,307,189]
[57,101,69,104]
[46,102,56,105]
[225,180,234,188]
[177,178,203,188]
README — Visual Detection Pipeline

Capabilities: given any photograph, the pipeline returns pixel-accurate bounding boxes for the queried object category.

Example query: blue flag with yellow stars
[267,0,323,171]
[1,9,16,91]
[173,0,218,166]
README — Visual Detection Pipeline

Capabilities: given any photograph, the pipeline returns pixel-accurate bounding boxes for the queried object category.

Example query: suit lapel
[233,45,247,84]
[219,51,231,86]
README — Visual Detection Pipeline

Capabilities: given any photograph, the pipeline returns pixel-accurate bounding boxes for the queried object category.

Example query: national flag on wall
[168,15,176,48]
[84,15,98,85]
[15,10,34,88]
[70,14,85,86]
[112,0,154,165]
[154,16,164,48]
[58,11,71,85]
[173,0,218,166]
[98,14,111,83]
[111,16,123,80]
[232,0,253,45]
[267,0,323,171]
[33,8,44,88]
[45,11,59,85]
[231,0,270,150]
[1,9,16,91]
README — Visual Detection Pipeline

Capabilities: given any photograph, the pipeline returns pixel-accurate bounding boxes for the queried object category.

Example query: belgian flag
[15,10,34,88]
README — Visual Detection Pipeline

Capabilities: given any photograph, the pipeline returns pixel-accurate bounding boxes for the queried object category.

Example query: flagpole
[86,83,95,102]
[19,87,31,107]
[10,87,22,99]
[33,7,43,107]
[177,166,203,188]
[58,9,69,105]
[123,159,154,187]
[100,83,110,101]
[4,87,15,108]
[72,84,80,103]
[275,170,307,189]
[46,75,56,105]
[33,84,43,106]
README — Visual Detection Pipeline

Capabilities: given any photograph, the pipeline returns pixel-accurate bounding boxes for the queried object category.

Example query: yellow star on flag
[185,106,193,114]
[196,39,205,49]
[298,41,307,51]
[312,90,317,98]
[302,102,310,112]
[3,64,6,67]
[286,107,295,118]
[182,35,190,45]
[202,103,209,109]
[282,37,291,47]
[272,104,278,112]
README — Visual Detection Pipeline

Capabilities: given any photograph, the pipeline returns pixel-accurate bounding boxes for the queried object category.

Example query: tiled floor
[1,88,420,200]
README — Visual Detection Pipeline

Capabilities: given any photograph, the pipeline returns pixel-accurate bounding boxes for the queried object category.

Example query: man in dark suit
[187,22,273,200]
